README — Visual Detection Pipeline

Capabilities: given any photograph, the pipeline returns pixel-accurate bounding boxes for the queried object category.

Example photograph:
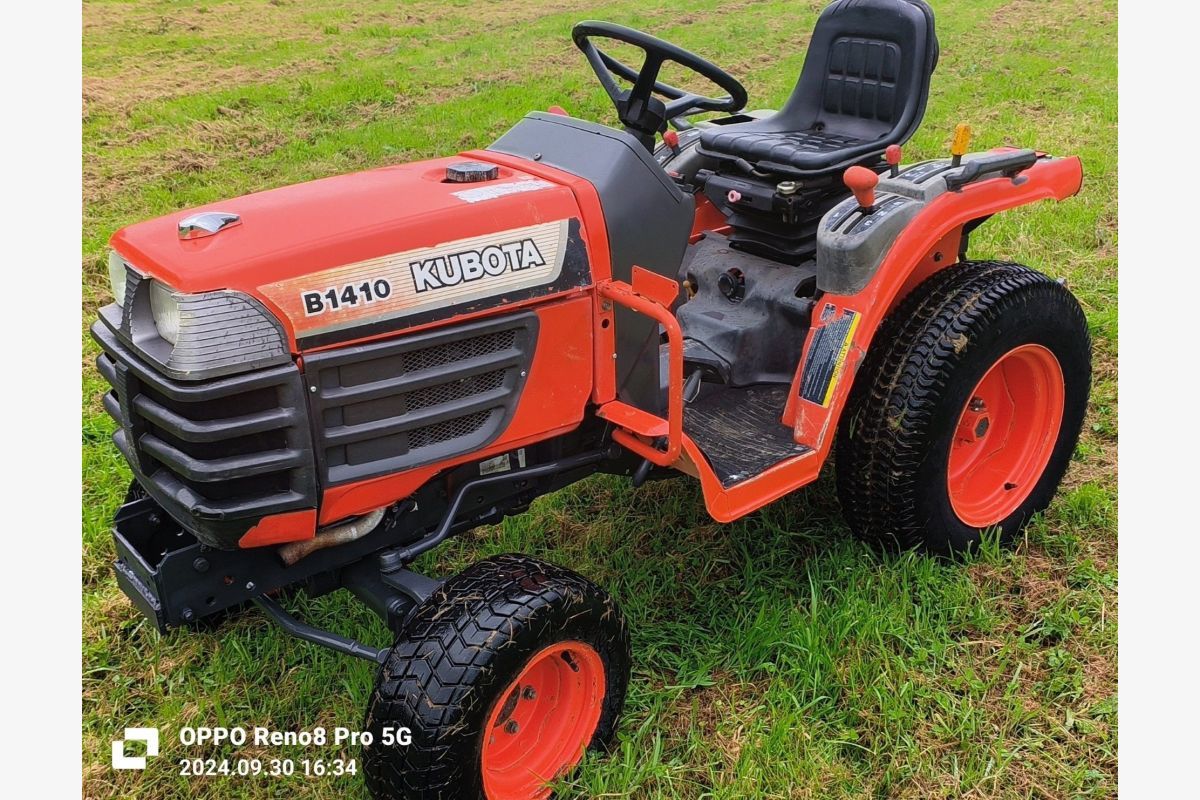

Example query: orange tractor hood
[109,154,589,343]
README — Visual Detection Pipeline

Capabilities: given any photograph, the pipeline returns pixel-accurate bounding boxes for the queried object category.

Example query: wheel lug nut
[522,687,537,701]
[505,720,519,734]
[969,397,985,412]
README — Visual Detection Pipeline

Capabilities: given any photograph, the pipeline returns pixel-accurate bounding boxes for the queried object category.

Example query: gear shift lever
[843,166,879,213]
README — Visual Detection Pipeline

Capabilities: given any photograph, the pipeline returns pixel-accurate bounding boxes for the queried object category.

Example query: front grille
[305,313,538,485]
[92,321,317,549]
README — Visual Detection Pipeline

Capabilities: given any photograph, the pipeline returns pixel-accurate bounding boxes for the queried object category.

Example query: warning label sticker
[799,305,860,406]
[451,179,555,204]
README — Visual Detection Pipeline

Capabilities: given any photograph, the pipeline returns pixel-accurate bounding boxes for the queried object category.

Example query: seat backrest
[781,0,938,144]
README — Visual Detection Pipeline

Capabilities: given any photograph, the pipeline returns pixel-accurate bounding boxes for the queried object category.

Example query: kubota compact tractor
[92,1,1090,797]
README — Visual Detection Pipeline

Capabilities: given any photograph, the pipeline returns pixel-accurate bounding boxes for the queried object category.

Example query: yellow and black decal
[799,304,860,406]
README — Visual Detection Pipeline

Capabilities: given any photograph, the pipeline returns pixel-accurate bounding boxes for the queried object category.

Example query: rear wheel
[363,554,631,800]
[835,261,1091,555]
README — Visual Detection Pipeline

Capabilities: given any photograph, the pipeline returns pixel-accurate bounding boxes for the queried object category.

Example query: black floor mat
[683,383,812,488]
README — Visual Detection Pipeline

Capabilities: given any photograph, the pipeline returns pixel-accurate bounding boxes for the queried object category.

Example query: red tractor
[93,1,1089,797]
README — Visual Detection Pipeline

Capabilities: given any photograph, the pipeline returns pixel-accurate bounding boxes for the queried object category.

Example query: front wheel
[836,260,1091,555]
[363,554,631,800]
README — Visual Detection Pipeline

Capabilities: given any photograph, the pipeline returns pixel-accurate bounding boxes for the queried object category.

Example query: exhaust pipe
[279,508,387,566]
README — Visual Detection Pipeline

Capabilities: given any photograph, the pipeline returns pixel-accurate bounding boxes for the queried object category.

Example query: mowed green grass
[82,1,1117,798]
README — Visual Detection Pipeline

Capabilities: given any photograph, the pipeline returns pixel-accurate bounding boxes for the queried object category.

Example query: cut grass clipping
[82,0,1116,798]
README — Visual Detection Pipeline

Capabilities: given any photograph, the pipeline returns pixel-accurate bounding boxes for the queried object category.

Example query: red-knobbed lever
[885,144,902,177]
[843,166,879,213]
[663,129,680,155]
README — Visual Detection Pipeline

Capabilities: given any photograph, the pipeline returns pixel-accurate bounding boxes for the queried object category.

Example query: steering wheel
[572,21,747,148]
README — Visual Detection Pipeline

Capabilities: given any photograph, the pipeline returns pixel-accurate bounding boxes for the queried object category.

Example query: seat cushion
[698,126,872,172]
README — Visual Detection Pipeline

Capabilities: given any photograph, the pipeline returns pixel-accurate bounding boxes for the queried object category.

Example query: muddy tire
[363,554,631,800]
[835,261,1091,555]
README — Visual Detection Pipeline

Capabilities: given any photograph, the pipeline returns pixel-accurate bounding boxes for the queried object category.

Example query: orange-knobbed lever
[844,166,879,212]
[885,144,902,177]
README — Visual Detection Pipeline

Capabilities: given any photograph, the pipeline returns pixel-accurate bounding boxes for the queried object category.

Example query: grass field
[81,1,1117,797]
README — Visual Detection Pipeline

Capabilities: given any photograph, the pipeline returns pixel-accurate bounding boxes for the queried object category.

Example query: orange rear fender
[783,154,1084,457]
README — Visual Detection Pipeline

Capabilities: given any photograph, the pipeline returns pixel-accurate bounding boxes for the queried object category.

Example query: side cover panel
[315,295,595,524]
[490,113,695,412]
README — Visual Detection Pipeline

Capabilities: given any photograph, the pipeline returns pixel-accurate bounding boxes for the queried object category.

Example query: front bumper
[92,320,318,549]
[112,492,422,631]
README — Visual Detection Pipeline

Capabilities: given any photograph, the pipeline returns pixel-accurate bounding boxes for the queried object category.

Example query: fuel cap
[445,161,499,183]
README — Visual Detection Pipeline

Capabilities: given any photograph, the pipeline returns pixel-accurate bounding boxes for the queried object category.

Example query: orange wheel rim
[947,344,1065,528]
[481,641,606,800]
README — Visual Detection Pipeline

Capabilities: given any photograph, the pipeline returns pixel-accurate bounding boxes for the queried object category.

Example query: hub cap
[947,344,1065,527]
[481,641,606,799]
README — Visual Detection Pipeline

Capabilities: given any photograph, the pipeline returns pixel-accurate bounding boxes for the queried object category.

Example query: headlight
[149,281,181,344]
[95,259,290,381]
[107,250,127,303]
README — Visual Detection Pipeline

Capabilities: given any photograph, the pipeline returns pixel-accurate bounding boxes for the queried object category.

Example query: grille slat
[401,330,517,373]
[405,369,506,413]
[408,410,493,451]
[322,385,511,448]
[139,434,308,483]
[318,348,521,406]
[131,394,297,443]
[102,391,121,422]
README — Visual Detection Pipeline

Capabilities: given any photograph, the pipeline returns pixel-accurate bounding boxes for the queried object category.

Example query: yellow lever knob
[951,123,972,158]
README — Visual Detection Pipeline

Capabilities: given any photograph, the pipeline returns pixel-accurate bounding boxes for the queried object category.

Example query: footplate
[683,383,812,487]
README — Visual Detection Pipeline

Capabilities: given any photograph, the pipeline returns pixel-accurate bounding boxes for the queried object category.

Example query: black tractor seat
[696,0,938,177]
